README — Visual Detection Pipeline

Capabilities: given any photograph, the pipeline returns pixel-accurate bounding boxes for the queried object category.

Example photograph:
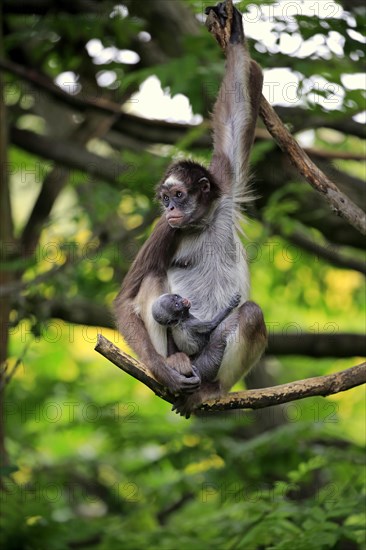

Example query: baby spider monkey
[152,293,241,358]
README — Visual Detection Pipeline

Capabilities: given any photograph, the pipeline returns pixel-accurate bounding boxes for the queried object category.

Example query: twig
[0,264,64,298]
[259,96,366,236]
[0,339,32,392]
[0,57,122,115]
[94,335,366,413]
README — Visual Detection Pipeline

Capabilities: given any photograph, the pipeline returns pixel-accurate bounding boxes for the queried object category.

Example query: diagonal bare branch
[259,96,366,236]
[94,335,366,414]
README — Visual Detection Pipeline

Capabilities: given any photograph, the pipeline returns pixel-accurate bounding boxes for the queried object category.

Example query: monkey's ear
[198,177,210,193]
[155,187,162,201]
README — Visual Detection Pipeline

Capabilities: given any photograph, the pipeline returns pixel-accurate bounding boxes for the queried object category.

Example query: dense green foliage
[2,340,365,549]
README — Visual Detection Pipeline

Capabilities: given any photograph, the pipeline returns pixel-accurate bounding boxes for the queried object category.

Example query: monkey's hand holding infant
[166,353,200,388]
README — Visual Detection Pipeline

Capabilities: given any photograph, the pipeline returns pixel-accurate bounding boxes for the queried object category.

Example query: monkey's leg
[172,302,267,418]
[167,352,198,378]
[218,301,267,392]
[172,314,238,418]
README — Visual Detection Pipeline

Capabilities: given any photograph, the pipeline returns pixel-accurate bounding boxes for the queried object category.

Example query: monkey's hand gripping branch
[95,335,366,414]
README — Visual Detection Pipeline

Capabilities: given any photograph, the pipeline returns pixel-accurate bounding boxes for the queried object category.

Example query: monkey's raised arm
[114,2,266,408]
[208,3,263,196]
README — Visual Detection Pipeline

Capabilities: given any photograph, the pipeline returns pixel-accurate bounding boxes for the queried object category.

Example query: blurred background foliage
[0,0,365,548]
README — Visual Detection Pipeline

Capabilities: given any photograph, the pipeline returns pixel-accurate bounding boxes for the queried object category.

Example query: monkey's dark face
[157,161,220,228]
[165,294,191,320]
[152,294,191,326]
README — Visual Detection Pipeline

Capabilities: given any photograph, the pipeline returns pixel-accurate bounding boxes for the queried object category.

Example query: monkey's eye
[162,195,169,204]
[176,191,183,198]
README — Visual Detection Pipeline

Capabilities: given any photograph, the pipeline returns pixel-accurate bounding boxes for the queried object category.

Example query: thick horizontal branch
[259,96,366,236]
[0,58,123,115]
[274,106,366,140]
[3,0,105,15]
[9,291,365,358]
[274,226,366,275]
[304,147,365,162]
[13,296,365,358]
[95,334,366,412]
[10,118,365,250]
[10,123,365,251]
[111,114,365,159]
[11,128,128,185]
[3,57,364,146]
[268,333,366,358]
[11,125,366,249]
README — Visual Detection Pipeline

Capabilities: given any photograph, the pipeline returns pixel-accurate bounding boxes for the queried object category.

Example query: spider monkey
[114,1,267,417]
[152,292,241,356]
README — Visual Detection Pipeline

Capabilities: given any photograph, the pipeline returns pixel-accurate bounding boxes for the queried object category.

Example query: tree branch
[304,147,365,162]
[0,57,122,115]
[94,335,366,412]
[3,56,364,147]
[273,225,366,275]
[12,295,364,358]
[259,97,366,236]
[268,333,366,358]
[274,106,366,140]
[95,335,170,400]
[11,127,128,186]
[19,110,120,254]
[254,151,365,251]
[2,0,105,15]
[10,121,366,252]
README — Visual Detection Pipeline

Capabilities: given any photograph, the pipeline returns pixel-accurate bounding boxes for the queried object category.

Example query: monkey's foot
[172,381,221,419]
[172,393,202,419]
[167,352,196,378]
[166,354,201,395]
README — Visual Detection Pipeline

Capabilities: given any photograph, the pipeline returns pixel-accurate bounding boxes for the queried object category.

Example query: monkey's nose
[182,298,191,308]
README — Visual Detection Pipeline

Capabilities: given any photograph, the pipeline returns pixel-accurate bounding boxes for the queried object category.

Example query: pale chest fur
[171,324,202,356]
[167,197,249,326]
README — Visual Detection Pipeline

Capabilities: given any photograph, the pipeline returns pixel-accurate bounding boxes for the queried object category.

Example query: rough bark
[95,335,366,413]
[259,97,366,236]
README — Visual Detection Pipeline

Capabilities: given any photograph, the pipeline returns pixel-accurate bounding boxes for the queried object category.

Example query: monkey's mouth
[167,214,184,226]
[182,298,191,309]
